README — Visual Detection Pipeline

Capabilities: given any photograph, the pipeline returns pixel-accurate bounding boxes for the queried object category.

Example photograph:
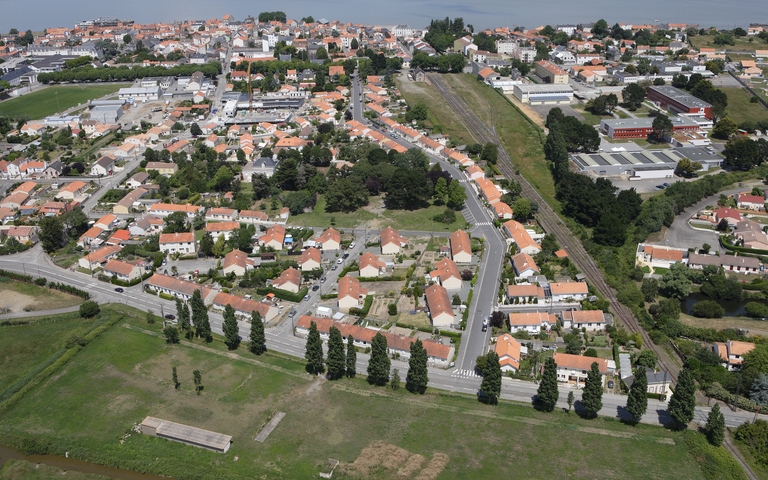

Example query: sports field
[0,84,128,120]
[0,304,744,480]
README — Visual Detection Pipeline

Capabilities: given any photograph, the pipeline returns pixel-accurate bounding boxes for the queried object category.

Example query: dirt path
[504,94,546,128]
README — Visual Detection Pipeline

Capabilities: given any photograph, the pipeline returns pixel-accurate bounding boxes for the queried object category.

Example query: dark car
[608,380,615,389]
[342,253,349,259]
[114,287,124,293]
[662,182,671,187]
[312,285,320,291]
[164,314,176,320]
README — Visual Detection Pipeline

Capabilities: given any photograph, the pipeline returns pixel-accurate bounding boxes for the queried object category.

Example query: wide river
[2,0,767,33]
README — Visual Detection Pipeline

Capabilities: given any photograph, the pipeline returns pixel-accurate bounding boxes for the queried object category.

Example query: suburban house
[338,276,368,312]
[78,244,122,270]
[737,194,765,211]
[317,227,341,250]
[508,312,556,334]
[429,257,462,290]
[238,210,270,225]
[95,214,117,230]
[242,158,278,179]
[511,252,539,278]
[496,334,526,373]
[552,353,610,387]
[126,171,150,189]
[222,249,255,276]
[687,253,762,273]
[78,225,104,248]
[102,259,144,282]
[359,252,387,278]
[297,247,322,272]
[635,243,686,269]
[380,227,408,255]
[259,225,286,250]
[159,232,196,254]
[733,221,768,250]
[549,282,589,302]
[425,284,455,327]
[561,310,607,331]
[450,229,473,263]
[145,162,179,176]
[90,155,115,176]
[0,192,28,210]
[623,368,672,396]
[5,226,37,244]
[211,291,278,323]
[146,273,213,302]
[205,221,240,241]
[712,340,755,371]
[506,284,546,304]
[113,188,148,214]
[294,315,453,367]
[205,207,238,222]
[272,266,301,293]
[503,220,541,255]
[129,215,164,237]
[476,178,501,204]
[713,207,742,227]
[148,203,205,219]
[0,207,18,224]
[55,181,87,200]
[493,202,514,220]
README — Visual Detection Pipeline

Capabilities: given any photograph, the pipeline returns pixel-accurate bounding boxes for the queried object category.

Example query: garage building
[571,147,723,179]
[513,84,573,105]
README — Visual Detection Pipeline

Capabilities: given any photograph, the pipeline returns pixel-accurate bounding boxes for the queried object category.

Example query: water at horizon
[1,0,767,33]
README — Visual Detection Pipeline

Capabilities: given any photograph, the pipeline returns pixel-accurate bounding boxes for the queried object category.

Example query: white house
[159,232,196,254]
[553,353,609,387]
[549,282,589,302]
[561,310,606,331]
[508,312,556,334]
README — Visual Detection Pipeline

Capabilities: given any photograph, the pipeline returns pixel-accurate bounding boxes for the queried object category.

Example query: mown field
[721,87,768,126]
[0,305,744,480]
[0,84,128,119]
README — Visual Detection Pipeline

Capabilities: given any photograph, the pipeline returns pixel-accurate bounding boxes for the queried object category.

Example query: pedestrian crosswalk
[471,222,493,227]
[451,369,480,378]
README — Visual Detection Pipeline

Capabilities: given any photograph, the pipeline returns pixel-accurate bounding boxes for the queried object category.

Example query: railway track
[427,73,680,382]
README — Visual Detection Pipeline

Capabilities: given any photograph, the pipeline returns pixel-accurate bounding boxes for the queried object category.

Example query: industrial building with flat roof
[600,116,699,139]
[647,85,712,120]
[571,146,723,179]
[140,416,232,452]
[513,83,573,105]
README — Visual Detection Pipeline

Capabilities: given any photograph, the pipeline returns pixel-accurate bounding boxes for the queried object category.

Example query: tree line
[37,63,221,84]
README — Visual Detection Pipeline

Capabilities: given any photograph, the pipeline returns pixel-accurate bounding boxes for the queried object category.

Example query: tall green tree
[326,326,346,380]
[172,366,179,389]
[749,373,768,406]
[581,362,604,418]
[193,369,202,394]
[626,367,648,423]
[622,83,646,110]
[367,332,391,385]
[39,216,65,252]
[705,403,725,446]
[176,298,190,333]
[668,367,696,429]
[305,321,325,375]
[190,289,211,342]
[249,310,265,354]
[346,333,357,377]
[480,351,502,404]
[222,304,240,350]
[537,357,560,411]
[406,339,429,394]
[433,177,448,205]
[446,178,467,210]
[652,113,674,140]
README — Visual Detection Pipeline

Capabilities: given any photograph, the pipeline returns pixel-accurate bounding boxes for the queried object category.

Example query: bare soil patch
[339,441,447,480]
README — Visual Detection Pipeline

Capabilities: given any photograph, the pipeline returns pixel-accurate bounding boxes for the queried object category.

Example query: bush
[66,334,87,349]
[745,301,768,318]
[79,301,100,318]
[691,300,724,318]
[734,420,768,466]
[705,382,759,412]
[34,278,47,286]
[388,303,398,316]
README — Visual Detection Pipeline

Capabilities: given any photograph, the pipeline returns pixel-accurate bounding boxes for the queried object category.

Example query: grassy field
[395,75,475,145]
[288,195,465,231]
[0,304,742,480]
[442,74,557,209]
[0,84,128,120]
[722,87,768,125]
[0,312,95,393]
[0,277,84,312]
[689,35,766,52]
[679,312,768,336]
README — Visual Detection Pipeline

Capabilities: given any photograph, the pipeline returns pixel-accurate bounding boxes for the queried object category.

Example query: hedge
[719,237,768,257]
[349,295,373,317]
[705,382,759,412]
[256,286,309,303]
[358,275,405,282]
[106,271,153,287]
[321,293,338,300]
[47,282,90,299]
[159,292,175,300]
[0,269,33,283]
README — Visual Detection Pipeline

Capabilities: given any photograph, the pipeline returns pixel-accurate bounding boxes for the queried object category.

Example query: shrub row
[705,382,759,412]
[256,286,308,303]
[320,293,338,300]
[0,269,33,283]
[349,295,374,317]
[357,275,405,283]
[47,282,90,299]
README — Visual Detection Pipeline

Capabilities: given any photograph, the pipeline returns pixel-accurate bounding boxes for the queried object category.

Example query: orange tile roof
[728,340,755,356]
[147,273,211,298]
[298,247,322,265]
[430,257,461,283]
[103,259,138,276]
[317,227,340,246]
[450,230,472,258]
[562,310,605,324]
[506,284,545,297]
[553,353,609,374]
[380,226,407,248]
[425,284,453,318]
[205,221,240,232]
[496,333,522,370]
[549,282,589,295]
[359,252,386,271]
[159,232,195,244]
[223,249,254,270]
[273,266,301,289]
[338,275,368,301]
[511,252,539,274]
[508,312,556,326]
[503,220,540,252]
[212,291,272,318]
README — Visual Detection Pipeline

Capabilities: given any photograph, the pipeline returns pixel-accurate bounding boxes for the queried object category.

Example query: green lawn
[288,195,465,231]
[722,87,768,125]
[0,460,110,479]
[0,84,129,120]
[0,305,736,480]
[0,312,96,393]
[689,35,766,52]
[442,74,558,209]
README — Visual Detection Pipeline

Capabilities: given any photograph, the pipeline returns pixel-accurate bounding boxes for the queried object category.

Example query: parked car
[164,314,176,320]
[342,253,349,259]
[662,182,671,187]
[288,310,297,318]
[336,258,343,264]
[349,242,356,249]
[331,265,338,271]
[321,276,327,283]
[114,287,124,293]
[312,285,320,291]
[303,294,310,301]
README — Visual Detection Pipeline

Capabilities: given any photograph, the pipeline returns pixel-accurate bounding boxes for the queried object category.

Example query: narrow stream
[0,445,170,479]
